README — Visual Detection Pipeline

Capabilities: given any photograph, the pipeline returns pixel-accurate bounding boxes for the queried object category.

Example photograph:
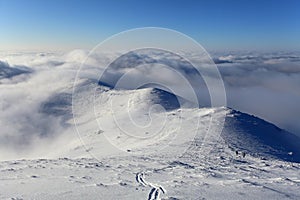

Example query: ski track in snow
[0,151,300,199]
[136,172,166,200]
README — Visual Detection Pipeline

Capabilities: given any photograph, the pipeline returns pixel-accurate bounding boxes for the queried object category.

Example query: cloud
[214,52,300,135]
[98,49,211,106]
[1,49,299,160]
[96,49,300,136]
[0,50,86,159]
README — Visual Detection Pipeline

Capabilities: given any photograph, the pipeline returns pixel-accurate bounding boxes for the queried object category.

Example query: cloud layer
[214,52,300,135]
[0,50,87,159]
[0,49,299,159]
[97,49,300,135]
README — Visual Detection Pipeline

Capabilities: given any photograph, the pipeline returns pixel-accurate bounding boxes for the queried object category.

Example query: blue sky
[0,0,299,51]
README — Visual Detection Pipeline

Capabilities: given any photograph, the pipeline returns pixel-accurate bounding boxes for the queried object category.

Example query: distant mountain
[0,61,32,79]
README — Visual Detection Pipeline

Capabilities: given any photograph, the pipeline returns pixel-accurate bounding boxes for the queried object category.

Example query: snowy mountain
[1,80,300,199]
[35,80,300,163]
[92,83,300,161]
[223,109,300,163]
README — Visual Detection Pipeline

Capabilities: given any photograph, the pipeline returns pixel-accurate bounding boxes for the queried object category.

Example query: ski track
[136,172,166,200]
[0,154,300,199]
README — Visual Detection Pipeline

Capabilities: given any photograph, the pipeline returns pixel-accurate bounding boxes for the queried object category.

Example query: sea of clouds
[214,51,300,135]
[0,49,299,159]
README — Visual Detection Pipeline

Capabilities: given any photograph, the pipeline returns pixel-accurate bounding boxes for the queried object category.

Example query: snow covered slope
[1,82,300,199]
[223,110,300,163]
[71,82,300,162]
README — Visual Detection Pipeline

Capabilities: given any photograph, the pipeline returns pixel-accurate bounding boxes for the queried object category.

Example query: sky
[0,0,300,51]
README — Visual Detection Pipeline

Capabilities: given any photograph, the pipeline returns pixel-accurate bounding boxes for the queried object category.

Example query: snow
[1,81,300,199]
[0,151,299,199]
[1,51,300,199]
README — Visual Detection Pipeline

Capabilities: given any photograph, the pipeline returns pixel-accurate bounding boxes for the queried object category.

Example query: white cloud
[96,49,300,135]
[215,52,300,135]
[1,49,299,160]
[0,50,84,159]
